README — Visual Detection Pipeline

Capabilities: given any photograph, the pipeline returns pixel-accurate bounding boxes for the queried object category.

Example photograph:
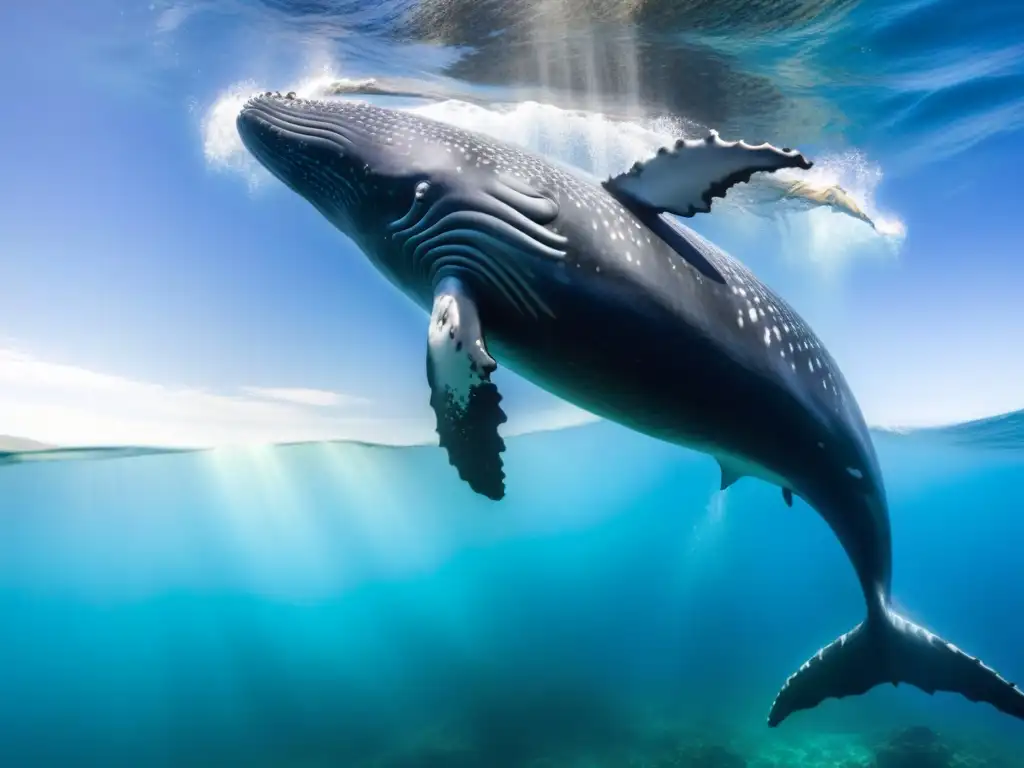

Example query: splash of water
[200,69,349,190]
[408,98,697,180]
[717,149,907,273]
[201,79,269,190]
[200,69,905,269]
[795,155,907,270]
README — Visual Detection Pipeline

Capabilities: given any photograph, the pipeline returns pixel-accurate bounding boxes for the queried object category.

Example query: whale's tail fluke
[768,608,1024,726]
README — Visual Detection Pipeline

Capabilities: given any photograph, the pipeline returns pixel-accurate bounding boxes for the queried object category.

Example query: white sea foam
[201,78,269,191]
[200,67,906,272]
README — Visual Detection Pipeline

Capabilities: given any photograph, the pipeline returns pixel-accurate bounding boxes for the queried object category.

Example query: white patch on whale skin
[426,280,507,500]
[428,294,487,412]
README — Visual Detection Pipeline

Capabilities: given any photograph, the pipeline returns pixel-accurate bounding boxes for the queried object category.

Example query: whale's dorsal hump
[603,131,813,218]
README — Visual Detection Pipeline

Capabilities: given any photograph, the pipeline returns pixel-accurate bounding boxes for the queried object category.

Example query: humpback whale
[236,92,1024,726]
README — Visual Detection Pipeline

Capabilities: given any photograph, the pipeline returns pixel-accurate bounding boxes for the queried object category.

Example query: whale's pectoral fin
[603,131,813,218]
[769,608,1024,728]
[782,488,794,507]
[427,277,508,501]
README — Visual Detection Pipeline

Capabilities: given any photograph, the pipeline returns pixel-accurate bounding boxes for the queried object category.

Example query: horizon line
[2,405,1021,462]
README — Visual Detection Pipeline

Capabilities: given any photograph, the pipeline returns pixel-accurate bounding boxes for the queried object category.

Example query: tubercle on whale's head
[235,91,454,244]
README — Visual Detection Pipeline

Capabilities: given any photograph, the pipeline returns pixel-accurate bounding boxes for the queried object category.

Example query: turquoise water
[2,417,1023,765]
[4,0,1024,765]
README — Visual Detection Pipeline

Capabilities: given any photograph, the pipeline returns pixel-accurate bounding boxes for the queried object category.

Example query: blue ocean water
[3,0,1024,765]
[2,418,1024,766]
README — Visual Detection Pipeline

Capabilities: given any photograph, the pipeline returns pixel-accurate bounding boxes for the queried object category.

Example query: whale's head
[236,93,461,248]
[236,93,567,306]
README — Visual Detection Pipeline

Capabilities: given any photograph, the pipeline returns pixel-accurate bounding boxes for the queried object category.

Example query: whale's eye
[414,181,430,201]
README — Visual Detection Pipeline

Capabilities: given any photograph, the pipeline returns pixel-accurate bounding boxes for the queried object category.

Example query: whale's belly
[484,265,874,505]
[487,278,783,455]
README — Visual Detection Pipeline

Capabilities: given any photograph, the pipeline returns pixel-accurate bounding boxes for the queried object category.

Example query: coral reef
[623,742,747,768]
[748,732,872,768]
[360,716,1018,768]
[871,725,1015,768]
[666,743,746,768]
[875,726,953,768]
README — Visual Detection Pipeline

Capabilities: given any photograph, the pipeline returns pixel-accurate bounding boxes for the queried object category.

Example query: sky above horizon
[1,1,1023,448]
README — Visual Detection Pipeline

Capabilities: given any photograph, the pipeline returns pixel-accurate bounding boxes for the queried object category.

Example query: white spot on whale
[748,308,758,322]
[846,467,864,479]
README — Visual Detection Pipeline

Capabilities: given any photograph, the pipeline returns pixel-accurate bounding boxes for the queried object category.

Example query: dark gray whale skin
[236,93,1024,728]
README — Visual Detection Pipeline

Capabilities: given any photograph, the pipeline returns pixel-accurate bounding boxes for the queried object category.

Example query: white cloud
[2,342,1021,455]
[502,400,600,438]
[241,387,368,408]
[0,347,599,450]
[0,347,423,449]
[154,3,202,35]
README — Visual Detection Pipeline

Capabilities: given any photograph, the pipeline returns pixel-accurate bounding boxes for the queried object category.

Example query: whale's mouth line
[237,95,372,160]
[237,95,383,236]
